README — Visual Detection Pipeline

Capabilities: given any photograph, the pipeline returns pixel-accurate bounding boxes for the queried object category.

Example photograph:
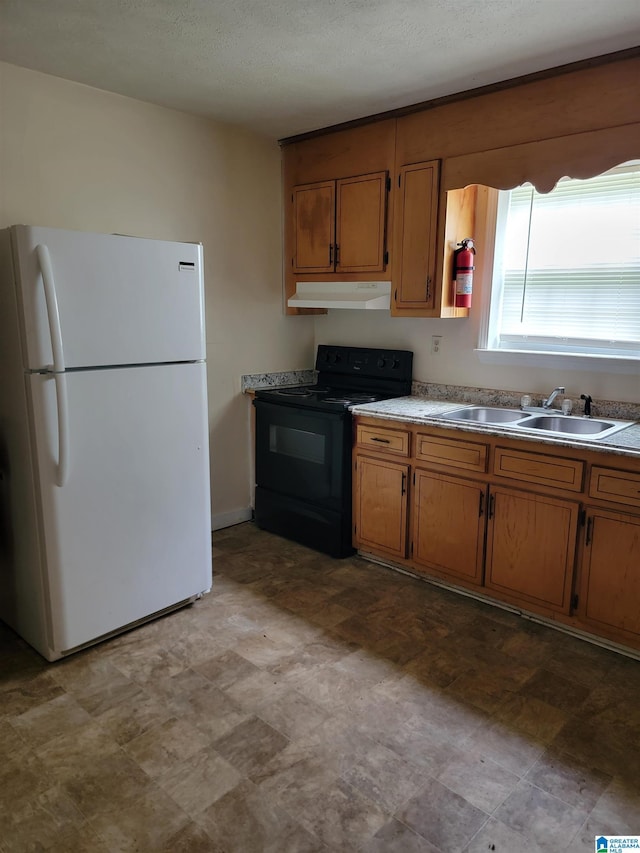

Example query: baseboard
[211,507,253,531]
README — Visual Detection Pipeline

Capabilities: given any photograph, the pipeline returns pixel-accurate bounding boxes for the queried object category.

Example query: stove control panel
[316,345,413,381]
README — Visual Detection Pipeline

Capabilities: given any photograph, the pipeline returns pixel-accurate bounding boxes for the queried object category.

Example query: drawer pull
[371,437,391,444]
[401,472,407,495]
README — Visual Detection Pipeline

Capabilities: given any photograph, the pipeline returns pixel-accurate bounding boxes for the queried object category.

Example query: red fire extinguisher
[453,238,476,308]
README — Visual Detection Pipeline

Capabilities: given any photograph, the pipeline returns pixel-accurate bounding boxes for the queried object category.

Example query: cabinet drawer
[494,447,584,492]
[415,433,488,472]
[357,424,410,456]
[589,467,640,509]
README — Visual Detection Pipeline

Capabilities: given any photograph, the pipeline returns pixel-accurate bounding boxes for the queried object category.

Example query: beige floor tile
[281,776,389,850]
[395,777,489,853]
[196,779,322,853]
[362,819,442,853]
[89,787,190,851]
[9,692,92,749]
[340,740,429,812]
[124,716,212,777]
[213,715,290,777]
[62,750,156,819]
[2,784,84,852]
[436,745,521,813]
[493,779,589,850]
[157,744,242,816]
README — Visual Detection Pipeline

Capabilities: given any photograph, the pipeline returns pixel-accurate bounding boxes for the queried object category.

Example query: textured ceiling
[1,0,639,139]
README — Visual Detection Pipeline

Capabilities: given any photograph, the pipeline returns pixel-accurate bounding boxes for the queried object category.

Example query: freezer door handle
[36,245,66,374]
[37,245,70,486]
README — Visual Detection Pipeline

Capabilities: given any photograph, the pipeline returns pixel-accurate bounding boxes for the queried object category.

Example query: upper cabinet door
[336,172,388,273]
[392,160,440,311]
[292,181,335,273]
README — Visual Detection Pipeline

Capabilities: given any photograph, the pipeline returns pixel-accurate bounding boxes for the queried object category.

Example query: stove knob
[377,358,385,368]
[391,358,400,369]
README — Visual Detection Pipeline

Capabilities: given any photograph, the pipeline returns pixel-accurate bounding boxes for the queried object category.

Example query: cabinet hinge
[579,508,586,527]
[571,594,579,610]
[383,250,389,265]
[386,176,391,192]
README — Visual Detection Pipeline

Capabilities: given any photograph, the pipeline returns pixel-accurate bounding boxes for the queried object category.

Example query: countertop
[350,396,640,459]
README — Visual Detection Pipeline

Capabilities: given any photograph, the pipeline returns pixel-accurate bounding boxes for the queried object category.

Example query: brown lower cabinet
[353,415,640,652]
[580,508,640,643]
[412,470,485,585]
[353,454,409,559]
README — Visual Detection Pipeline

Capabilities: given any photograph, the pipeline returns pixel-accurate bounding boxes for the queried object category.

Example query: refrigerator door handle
[37,245,70,486]
[52,372,70,486]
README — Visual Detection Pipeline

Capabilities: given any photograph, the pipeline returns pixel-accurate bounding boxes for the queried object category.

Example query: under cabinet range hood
[288,281,391,310]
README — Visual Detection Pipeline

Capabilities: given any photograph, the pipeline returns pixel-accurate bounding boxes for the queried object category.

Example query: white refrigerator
[0,225,212,661]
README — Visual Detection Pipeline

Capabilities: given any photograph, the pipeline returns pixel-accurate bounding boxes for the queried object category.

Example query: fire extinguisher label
[456,273,473,296]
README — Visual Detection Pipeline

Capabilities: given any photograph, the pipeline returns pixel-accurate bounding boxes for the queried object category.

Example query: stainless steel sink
[437,406,635,441]
[516,415,633,440]
[441,406,533,424]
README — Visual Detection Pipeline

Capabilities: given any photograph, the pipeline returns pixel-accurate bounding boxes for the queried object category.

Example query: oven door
[254,400,351,510]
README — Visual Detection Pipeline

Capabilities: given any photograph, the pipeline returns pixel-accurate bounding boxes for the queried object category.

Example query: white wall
[0,62,315,528]
[314,272,640,406]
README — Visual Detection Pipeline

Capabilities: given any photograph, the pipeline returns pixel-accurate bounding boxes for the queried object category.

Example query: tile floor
[1,521,639,852]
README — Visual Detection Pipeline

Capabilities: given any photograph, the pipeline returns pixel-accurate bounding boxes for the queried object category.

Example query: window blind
[497,165,640,355]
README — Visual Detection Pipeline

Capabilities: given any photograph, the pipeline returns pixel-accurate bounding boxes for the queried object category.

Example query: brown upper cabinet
[292,171,389,275]
[391,161,439,311]
[282,53,640,317]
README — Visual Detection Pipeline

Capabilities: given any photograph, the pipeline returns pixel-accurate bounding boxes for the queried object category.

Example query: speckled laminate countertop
[350,396,640,459]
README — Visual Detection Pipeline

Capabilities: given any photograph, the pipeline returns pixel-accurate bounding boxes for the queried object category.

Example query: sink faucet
[542,386,565,409]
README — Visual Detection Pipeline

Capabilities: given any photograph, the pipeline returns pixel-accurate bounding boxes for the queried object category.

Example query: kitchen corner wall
[0,62,315,530]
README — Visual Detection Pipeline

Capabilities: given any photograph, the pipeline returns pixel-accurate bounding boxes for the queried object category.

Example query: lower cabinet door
[485,485,579,613]
[412,469,486,584]
[354,455,409,558]
[581,508,640,641]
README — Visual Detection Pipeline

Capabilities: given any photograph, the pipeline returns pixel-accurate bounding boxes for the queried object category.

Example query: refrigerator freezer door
[12,226,205,370]
[27,361,211,654]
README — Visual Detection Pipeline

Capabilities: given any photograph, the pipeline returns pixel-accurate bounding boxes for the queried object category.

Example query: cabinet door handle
[329,244,334,265]
[370,436,391,443]
[585,516,593,546]
[401,472,407,495]
[478,492,485,517]
[488,494,495,519]
[426,275,432,300]
[335,244,340,265]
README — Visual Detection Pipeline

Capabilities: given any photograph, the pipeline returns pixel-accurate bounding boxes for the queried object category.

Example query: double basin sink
[437,406,634,441]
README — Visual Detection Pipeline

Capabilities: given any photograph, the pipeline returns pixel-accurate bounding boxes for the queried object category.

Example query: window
[484,163,640,360]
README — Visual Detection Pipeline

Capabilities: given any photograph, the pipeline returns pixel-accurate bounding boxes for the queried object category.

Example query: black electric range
[253,346,413,557]
[254,345,413,411]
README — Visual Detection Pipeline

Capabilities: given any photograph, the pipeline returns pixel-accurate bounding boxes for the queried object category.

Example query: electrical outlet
[431,335,442,354]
